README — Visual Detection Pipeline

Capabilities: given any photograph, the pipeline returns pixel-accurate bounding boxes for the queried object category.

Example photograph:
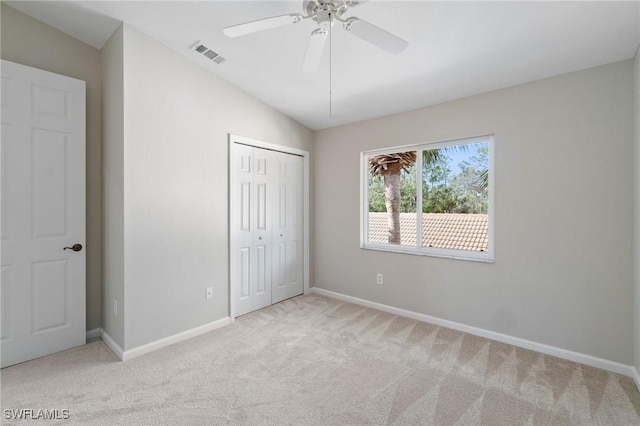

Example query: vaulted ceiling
[7,1,640,130]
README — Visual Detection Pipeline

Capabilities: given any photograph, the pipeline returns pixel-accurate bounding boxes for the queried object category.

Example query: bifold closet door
[232,144,303,317]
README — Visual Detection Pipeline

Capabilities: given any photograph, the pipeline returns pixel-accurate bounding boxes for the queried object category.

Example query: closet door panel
[272,153,303,304]
[234,144,254,316]
[252,149,272,311]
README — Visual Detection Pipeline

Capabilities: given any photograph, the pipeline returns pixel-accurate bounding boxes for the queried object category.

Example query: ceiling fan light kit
[223,0,409,71]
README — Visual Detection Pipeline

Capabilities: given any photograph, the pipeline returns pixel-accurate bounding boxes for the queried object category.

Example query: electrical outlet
[376,273,383,285]
[113,299,118,317]
[206,287,213,300]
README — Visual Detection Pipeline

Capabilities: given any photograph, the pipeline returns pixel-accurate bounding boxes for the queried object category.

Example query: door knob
[63,243,83,252]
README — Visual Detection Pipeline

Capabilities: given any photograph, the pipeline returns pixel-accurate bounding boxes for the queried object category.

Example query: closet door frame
[228,134,310,321]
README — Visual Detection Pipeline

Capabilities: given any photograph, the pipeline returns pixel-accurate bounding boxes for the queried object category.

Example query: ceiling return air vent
[191,41,226,64]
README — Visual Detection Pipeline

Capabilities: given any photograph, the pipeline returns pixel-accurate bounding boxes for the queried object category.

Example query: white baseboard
[87,319,232,362]
[86,328,101,340]
[633,366,640,392]
[310,287,637,379]
[121,317,231,361]
[100,329,124,361]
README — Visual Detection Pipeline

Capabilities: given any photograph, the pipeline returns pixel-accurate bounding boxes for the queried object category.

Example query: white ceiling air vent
[191,41,226,64]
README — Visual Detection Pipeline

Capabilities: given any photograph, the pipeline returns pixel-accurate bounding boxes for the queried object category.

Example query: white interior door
[231,142,303,317]
[271,153,303,304]
[1,60,86,368]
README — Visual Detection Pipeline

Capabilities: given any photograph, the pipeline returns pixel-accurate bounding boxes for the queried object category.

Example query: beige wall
[313,60,635,364]
[101,25,125,347]
[1,4,103,331]
[117,25,313,350]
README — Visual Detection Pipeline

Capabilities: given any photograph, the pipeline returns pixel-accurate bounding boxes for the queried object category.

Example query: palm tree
[369,151,416,244]
[369,145,473,245]
[477,169,489,190]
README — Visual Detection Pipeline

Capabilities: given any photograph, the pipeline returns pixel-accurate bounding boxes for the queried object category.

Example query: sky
[440,142,488,174]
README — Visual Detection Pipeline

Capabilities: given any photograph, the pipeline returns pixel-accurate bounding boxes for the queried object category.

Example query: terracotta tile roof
[367,213,488,252]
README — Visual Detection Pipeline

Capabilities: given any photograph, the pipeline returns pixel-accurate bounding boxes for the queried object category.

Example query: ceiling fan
[223,0,409,72]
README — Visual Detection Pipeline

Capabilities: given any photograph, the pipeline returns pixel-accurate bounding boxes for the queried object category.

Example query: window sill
[361,243,495,263]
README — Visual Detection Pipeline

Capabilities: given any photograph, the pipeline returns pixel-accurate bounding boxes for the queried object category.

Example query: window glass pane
[422,142,489,251]
[367,151,417,246]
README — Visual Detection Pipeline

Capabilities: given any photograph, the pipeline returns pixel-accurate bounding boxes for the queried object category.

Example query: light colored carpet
[1,294,639,425]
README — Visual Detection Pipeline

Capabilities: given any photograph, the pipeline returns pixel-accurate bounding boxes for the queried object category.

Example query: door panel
[239,248,250,299]
[32,129,68,238]
[256,183,267,231]
[286,240,297,284]
[233,146,272,315]
[255,245,266,295]
[31,260,68,333]
[240,182,251,232]
[1,60,86,368]
[274,242,286,289]
[278,184,286,228]
[31,84,68,117]
[251,149,271,311]
[1,124,11,241]
[271,153,303,304]
[234,144,254,316]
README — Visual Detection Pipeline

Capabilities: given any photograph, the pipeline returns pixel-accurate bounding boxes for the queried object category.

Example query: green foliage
[368,142,489,214]
[423,143,488,213]
[368,167,416,213]
[368,175,386,212]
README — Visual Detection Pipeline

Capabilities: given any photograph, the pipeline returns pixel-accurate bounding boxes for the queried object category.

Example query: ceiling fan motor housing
[316,9,334,30]
[304,0,349,24]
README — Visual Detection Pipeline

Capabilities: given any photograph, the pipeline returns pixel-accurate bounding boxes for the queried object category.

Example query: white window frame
[360,135,495,263]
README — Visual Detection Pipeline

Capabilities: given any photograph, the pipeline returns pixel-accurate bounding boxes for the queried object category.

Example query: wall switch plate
[376,273,383,285]
[206,287,213,300]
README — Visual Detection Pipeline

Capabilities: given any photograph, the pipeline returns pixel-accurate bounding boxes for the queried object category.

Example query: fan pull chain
[329,12,332,117]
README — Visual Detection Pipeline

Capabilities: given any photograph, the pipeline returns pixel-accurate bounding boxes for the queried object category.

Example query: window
[361,135,494,262]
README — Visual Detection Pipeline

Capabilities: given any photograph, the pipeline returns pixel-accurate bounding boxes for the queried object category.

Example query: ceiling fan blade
[343,17,408,55]
[346,0,370,6]
[223,13,304,38]
[303,29,328,72]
